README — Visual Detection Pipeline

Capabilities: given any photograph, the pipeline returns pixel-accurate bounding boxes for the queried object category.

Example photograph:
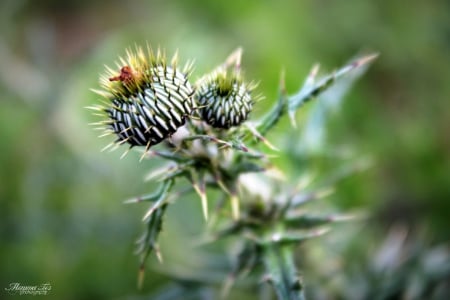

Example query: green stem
[262,243,305,300]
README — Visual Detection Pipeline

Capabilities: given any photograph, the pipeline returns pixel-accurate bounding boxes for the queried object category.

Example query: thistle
[88,46,196,157]
[88,45,377,298]
[196,69,257,129]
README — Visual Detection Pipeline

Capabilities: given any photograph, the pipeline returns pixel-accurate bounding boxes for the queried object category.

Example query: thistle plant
[88,45,376,299]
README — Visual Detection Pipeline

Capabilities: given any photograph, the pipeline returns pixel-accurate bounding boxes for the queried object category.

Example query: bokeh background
[1,0,449,299]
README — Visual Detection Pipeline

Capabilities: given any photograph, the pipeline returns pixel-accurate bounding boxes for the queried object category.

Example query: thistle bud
[196,71,255,129]
[89,46,195,152]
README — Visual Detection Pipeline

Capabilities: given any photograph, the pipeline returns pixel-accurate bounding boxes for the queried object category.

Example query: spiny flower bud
[196,71,256,129]
[89,46,195,155]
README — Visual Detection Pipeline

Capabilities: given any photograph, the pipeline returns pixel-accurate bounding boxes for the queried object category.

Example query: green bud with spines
[196,70,257,129]
[89,45,195,154]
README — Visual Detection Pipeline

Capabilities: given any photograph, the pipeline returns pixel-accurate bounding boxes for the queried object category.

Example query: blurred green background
[0,0,449,299]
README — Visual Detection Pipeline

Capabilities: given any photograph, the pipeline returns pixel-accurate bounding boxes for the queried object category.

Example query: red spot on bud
[109,66,135,84]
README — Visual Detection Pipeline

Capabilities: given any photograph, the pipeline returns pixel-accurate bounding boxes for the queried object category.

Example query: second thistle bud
[196,71,255,129]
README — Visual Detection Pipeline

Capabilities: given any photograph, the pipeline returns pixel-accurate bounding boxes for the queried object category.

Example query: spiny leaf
[141,179,174,221]
[268,228,330,247]
[284,213,358,229]
[288,54,378,125]
[124,179,174,204]
[289,187,334,207]
[222,241,261,298]
[137,203,169,289]
[147,150,190,163]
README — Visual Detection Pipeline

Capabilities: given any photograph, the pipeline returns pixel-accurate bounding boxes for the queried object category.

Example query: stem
[255,91,287,137]
[262,243,305,300]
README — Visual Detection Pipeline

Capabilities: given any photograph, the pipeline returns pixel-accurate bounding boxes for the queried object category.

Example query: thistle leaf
[124,179,175,204]
[137,203,169,289]
[269,228,330,247]
[140,179,174,221]
[288,54,378,124]
[284,213,358,229]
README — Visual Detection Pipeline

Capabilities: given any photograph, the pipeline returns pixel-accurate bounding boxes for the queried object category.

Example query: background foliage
[0,0,449,299]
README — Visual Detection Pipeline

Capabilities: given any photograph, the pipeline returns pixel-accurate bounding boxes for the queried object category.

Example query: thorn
[279,68,286,95]
[200,197,208,221]
[221,275,235,299]
[108,143,120,152]
[91,113,107,118]
[261,137,279,151]
[155,245,163,263]
[139,141,152,162]
[217,179,231,195]
[90,89,111,98]
[97,132,113,138]
[225,47,243,71]
[294,173,316,192]
[119,126,133,134]
[193,183,208,220]
[117,137,130,145]
[313,227,331,237]
[138,264,145,290]
[289,110,297,128]
[123,197,140,204]
[89,120,108,126]
[330,213,363,222]
[316,188,334,199]
[265,166,286,180]
[142,207,155,221]
[239,144,249,152]
[230,195,240,220]
[352,53,379,68]
[309,64,320,82]
[84,105,104,111]
[247,125,279,151]
[144,165,174,182]
[171,50,179,66]
[234,47,242,72]
[120,147,131,159]
[101,142,115,152]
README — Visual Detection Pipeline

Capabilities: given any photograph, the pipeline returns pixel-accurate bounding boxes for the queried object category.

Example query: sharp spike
[139,141,152,162]
[142,207,154,221]
[108,143,120,152]
[155,245,163,263]
[120,146,132,159]
[279,69,286,96]
[171,49,179,66]
[193,183,208,221]
[138,264,145,290]
[230,194,239,220]
[98,132,113,138]
[101,142,115,152]
[352,53,379,69]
